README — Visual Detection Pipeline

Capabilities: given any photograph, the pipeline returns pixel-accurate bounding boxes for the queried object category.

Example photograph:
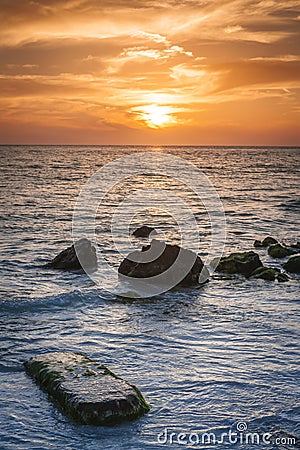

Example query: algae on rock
[268,243,295,259]
[24,352,150,425]
[216,251,262,277]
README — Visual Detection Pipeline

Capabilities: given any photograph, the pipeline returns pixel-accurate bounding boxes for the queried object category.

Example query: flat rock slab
[24,352,149,425]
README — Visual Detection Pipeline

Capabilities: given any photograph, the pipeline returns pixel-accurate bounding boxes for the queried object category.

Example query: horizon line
[0,144,299,148]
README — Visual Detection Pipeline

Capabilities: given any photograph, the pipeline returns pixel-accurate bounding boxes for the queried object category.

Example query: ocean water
[0,145,299,449]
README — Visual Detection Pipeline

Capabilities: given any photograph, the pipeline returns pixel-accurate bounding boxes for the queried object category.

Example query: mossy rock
[268,244,294,259]
[262,236,278,247]
[254,240,263,248]
[24,352,150,425]
[277,272,289,282]
[216,251,262,277]
[249,266,289,282]
[249,266,279,281]
[283,255,300,274]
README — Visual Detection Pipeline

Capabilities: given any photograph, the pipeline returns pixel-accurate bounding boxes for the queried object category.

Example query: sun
[138,104,175,128]
[141,104,173,128]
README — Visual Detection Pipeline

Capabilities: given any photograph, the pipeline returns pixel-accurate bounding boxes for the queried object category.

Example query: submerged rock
[24,352,149,425]
[132,225,156,238]
[44,238,97,271]
[249,266,288,282]
[118,239,209,288]
[283,255,300,274]
[217,252,289,282]
[277,272,289,282]
[254,236,278,248]
[268,243,294,259]
[216,251,262,277]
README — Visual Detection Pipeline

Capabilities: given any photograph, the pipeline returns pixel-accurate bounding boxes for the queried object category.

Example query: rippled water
[0,146,299,449]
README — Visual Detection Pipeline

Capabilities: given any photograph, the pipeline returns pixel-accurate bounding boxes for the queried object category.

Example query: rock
[216,251,263,277]
[290,242,300,249]
[248,266,289,282]
[24,352,149,426]
[254,237,278,247]
[44,238,97,270]
[254,240,263,248]
[118,239,209,288]
[268,243,294,259]
[132,225,156,238]
[261,236,278,247]
[249,266,279,281]
[283,255,300,274]
[277,272,289,282]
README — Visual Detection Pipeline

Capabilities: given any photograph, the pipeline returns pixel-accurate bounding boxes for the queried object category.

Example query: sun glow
[139,104,175,128]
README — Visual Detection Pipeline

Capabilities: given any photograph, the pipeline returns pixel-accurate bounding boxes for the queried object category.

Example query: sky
[0,0,299,145]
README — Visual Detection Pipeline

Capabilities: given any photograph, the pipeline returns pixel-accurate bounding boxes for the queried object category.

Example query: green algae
[24,352,150,426]
[268,244,294,259]
[249,266,279,281]
[216,251,262,277]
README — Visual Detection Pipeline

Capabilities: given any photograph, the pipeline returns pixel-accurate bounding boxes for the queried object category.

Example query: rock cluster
[216,247,292,282]
[216,251,262,277]
[253,236,300,275]
[30,232,298,426]
[254,236,298,259]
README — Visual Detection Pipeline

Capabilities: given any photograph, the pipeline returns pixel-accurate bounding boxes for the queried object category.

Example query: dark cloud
[213,60,300,93]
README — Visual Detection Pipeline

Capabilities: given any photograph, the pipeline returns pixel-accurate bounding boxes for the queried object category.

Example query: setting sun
[137,104,175,129]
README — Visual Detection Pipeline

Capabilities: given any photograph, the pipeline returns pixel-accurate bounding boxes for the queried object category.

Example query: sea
[0,145,299,449]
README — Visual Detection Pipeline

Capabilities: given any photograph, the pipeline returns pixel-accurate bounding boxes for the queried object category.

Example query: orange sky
[0,0,299,145]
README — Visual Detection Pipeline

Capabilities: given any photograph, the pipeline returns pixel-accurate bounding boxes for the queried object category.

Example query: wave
[277,198,300,210]
[0,288,109,314]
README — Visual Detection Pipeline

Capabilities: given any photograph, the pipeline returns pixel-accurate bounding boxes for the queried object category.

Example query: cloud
[131,31,169,44]
[0,0,299,143]
[120,44,193,61]
[249,55,300,62]
[1,0,298,46]
[224,25,243,34]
